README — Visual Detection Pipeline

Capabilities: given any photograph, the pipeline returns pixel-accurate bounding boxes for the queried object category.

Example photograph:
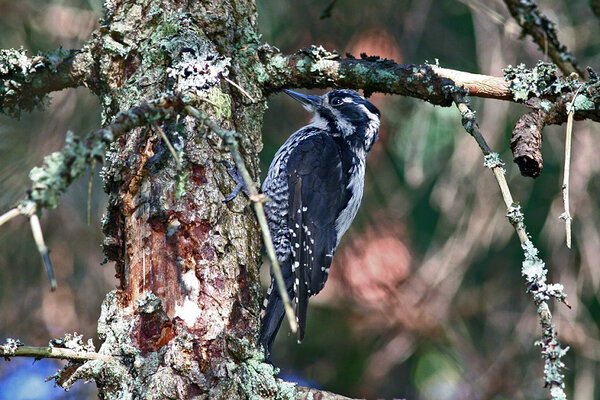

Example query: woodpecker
[259,89,380,362]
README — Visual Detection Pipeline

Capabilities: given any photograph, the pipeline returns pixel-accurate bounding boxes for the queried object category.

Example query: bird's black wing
[286,133,344,341]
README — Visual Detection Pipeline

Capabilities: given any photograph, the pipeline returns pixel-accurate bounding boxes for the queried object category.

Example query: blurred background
[0,0,599,399]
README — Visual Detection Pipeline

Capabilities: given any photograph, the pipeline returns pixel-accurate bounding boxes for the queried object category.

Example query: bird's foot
[221,160,250,202]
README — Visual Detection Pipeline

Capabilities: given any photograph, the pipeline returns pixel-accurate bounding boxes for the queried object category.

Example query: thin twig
[561,84,583,249]
[29,212,56,291]
[453,92,569,400]
[0,345,111,362]
[185,104,298,335]
[87,159,96,226]
[455,101,530,244]
[562,108,574,248]
[503,0,583,76]
[0,208,20,228]
[154,124,182,167]
[223,76,256,103]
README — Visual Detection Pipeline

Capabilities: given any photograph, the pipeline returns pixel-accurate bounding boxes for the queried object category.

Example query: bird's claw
[220,160,250,202]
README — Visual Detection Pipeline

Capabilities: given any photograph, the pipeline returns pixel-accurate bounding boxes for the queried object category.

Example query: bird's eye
[331,97,343,106]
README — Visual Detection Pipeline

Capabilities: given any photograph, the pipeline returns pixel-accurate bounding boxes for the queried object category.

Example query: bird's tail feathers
[258,283,285,363]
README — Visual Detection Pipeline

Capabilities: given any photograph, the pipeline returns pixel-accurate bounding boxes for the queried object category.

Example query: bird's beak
[283,89,321,112]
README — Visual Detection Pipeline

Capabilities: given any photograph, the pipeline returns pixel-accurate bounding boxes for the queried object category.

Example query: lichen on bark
[90,0,274,398]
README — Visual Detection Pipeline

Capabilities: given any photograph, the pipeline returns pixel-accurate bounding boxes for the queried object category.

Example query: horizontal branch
[0,345,111,362]
[258,46,600,124]
[258,45,455,106]
[0,336,111,362]
[0,42,99,118]
[430,66,511,100]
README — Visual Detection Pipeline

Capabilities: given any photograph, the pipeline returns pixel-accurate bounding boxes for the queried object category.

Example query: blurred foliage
[258,1,600,399]
[1,0,600,399]
[0,1,106,399]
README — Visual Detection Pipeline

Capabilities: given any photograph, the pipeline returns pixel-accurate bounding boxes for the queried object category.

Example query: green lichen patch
[143,13,188,67]
[503,61,572,102]
[483,153,504,170]
[174,170,189,199]
[228,349,297,400]
[207,87,232,120]
[506,203,524,225]
[300,45,340,61]
[0,48,46,116]
[573,94,595,111]
[28,131,104,210]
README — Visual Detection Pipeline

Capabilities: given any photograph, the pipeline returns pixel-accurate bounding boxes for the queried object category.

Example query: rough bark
[87,0,286,398]
[511,110,546,178]
[3,0,599,398]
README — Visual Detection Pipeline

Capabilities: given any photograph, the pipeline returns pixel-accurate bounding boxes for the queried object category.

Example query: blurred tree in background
[1,0,599,399]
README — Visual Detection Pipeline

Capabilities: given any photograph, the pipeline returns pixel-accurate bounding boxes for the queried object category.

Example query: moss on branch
[258,46,600,125]
[257,45,456,106]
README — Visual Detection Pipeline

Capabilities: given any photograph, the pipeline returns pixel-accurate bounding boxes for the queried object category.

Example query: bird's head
[283,89,380,152]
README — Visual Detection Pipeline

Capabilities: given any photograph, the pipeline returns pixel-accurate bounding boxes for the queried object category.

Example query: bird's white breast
[335,158,365,245]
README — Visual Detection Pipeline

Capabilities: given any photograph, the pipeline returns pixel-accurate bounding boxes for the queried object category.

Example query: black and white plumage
[259,89,380,362]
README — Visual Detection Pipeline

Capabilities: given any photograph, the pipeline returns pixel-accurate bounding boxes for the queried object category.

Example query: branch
[258,46,600,123]
[260,46,600,180]
[503,0,583,77]
[503,63,599,177]
[453,92,570,400]
[0,336,111,362]
[431,65,511,100]
[0,42,99,118]
[510,109,546,178]
[30,211,56,291]
[561,106,573,249]
[1,345,110,363]
[0,207,20,227]
[560,87,584,249]
[258,45,455,106]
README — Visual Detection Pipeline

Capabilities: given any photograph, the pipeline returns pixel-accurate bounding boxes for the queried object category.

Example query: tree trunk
[94,0,278,398]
